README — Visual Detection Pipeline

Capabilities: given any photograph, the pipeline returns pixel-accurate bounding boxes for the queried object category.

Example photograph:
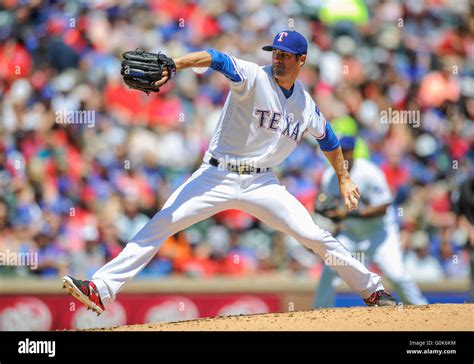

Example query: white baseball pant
[92,162,384,303]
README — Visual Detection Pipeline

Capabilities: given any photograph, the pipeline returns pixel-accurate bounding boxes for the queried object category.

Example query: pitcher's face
[271,49,305,80]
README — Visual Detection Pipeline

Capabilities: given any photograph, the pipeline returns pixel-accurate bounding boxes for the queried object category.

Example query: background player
[314,136,428,307]
[62,31,396,315]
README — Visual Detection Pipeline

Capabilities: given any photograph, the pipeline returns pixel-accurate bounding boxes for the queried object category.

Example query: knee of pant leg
[293,231,320,244]
[291,227,329,250]
[308,226,333,244]
[131,209,174,243]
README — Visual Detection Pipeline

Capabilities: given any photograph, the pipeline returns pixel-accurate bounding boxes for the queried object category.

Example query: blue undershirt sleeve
[206,49,243,83]
[317,122,340,151]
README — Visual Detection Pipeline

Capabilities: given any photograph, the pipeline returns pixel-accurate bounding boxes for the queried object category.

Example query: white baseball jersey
[208,59,327,168]
[320,158,396,241]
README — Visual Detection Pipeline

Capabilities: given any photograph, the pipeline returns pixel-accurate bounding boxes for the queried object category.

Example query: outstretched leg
[239,174,387,300]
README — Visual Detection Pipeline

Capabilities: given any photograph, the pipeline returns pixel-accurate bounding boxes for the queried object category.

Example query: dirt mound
[97,303,473,331]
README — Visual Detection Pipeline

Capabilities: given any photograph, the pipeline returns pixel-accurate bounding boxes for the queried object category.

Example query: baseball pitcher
[63,31,396,315]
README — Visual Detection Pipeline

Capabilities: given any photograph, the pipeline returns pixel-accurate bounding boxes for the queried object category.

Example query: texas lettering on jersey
[254,109,302,142]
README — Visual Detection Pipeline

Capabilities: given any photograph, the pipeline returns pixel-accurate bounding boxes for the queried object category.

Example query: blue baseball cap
[262,30,308,55]
[339,136,356,151]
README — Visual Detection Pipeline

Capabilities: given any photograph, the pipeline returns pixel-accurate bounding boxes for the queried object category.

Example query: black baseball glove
[120,49,177,94]
[315,193,344,222]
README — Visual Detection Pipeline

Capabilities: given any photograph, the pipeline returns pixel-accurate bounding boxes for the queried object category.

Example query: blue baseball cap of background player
[339,135,356,151]
[262,30,308,55]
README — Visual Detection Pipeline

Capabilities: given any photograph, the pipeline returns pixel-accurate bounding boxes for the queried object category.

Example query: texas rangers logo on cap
[262,30,308,55]
[277,32,288,42]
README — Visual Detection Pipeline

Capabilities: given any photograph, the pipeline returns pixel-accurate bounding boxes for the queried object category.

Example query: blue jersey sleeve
[206,49,243,83]
[317,122,340,151]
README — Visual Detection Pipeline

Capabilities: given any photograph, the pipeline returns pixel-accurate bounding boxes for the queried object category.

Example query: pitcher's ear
[299,54,306,67]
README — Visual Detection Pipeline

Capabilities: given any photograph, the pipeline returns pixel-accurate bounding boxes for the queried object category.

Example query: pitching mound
[97,303,473,331]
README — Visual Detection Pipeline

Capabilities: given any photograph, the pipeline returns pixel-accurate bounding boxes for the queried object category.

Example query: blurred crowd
[0,0,473,289]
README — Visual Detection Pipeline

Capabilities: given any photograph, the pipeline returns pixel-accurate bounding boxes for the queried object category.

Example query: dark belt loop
[209,157,219,168]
